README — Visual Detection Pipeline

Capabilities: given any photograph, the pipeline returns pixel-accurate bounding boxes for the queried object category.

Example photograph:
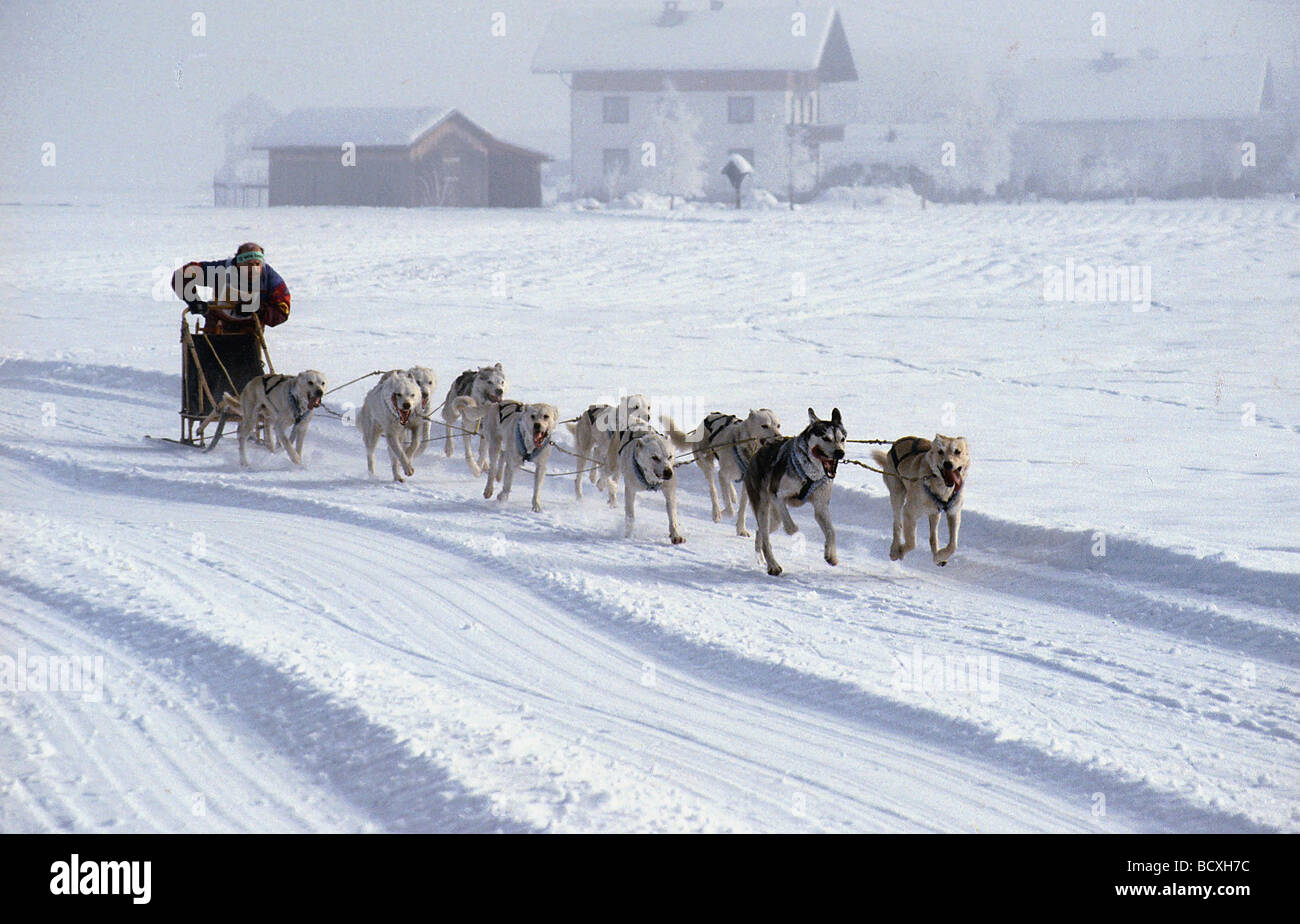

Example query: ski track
[2,201,1298,832]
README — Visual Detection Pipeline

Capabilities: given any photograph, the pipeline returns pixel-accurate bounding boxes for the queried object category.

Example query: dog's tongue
[310,396,321,409]
[400,408,411,425]
[533,430,546,448]
[943,468,961,489]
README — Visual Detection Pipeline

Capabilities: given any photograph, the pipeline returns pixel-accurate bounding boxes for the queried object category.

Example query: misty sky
[3,0,1295,201]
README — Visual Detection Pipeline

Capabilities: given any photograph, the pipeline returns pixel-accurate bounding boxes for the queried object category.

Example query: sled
[176,305,276,447]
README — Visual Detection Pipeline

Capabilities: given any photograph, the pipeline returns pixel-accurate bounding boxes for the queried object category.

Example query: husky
[441,363,508,474]
[453,397,558,512]
[403,365,439,460]
[871,434,970,566]
[663,409,782,536]
[569,394,652,500]
[606,427,684,544]
[743,408,845,576]
[356,370,423,482]
[204,370,326,467]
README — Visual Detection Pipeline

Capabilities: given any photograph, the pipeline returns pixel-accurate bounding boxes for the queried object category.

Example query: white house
[532,1,858,201]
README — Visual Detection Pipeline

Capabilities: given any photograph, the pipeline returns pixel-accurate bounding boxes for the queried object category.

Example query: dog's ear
[807,407,818,424]
[494,362,503,372]
[831,408,842,427]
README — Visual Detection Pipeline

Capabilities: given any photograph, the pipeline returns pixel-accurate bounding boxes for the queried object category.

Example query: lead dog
[605,426,684,544]
[871,434,970,566]
[570,394,651,500]
[356,370,423,482]
[663,409,782,536]
[743,408,845,576]
[403,365,439,461]
[442,363,508,474]
[453,397,558,511]
[204,370,326,467]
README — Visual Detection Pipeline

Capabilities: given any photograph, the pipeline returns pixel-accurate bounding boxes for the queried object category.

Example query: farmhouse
[532,1,858,201]
[1009,54,1277,199]
[253,107,550,207]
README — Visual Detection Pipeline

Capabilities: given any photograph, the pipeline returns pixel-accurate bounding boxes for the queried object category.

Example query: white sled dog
[605,426,684,544]
[442,363,508,474]
[204,370,326,467]
[356,370,423,482]
[872,434,970,566]
[743,408,846,576]
[569,394,651,500]
[453,397,559,511]
[663,409,782,536]
[403,365,439,461]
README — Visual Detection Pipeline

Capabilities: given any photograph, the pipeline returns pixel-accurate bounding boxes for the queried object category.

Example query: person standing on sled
[171,241,291,333]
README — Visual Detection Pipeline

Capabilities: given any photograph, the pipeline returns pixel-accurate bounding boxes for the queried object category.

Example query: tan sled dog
[404,365,439,461]
[453,397,559,511]
[606,427,685,544]
[570,394,651,500]
[664,409,782,536]
[871,434,970,566]
[204,370,326,467]
[356,370,423,482]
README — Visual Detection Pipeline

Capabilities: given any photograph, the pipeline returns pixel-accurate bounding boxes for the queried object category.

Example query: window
[603,96,630,123]
[727,96,755,123]
[728,149,755,170]
[602,148,630,177]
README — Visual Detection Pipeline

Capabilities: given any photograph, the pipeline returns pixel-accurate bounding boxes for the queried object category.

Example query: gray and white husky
[663,409,782,536]
[441,363,508,473]
[743,408,846,576]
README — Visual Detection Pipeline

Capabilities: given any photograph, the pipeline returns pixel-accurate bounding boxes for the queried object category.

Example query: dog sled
[162,306,277,447]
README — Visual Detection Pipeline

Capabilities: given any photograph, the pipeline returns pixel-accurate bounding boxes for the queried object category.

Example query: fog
[2,0,1295,202]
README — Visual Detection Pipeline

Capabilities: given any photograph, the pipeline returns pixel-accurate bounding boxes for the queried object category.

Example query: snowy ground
[1,199,1297,832]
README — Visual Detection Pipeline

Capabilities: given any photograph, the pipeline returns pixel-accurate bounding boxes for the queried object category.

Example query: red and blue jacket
[172,257,291,327]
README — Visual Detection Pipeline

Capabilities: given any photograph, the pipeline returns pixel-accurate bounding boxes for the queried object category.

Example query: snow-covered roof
[1011,55,1271,123]
[532,3,857,81]
[253,107,454,148]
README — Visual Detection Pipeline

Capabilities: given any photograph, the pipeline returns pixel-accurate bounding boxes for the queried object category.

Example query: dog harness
[257,374,310,425]
[731,443,754,480]
[615,429,663,491]
[924,481,962,513]
[771,435,829,501]
[512,415,551,462]
[888,437,930,472]
[451,369,478,398]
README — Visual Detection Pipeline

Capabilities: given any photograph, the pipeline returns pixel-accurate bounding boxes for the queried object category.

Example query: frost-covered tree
[643,82,707,208]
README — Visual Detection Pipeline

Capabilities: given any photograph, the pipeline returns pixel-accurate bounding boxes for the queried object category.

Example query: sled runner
[176,305,276,447]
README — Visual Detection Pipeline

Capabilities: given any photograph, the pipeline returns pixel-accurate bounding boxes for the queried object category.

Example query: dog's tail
[660,415,692,450]
[203,411,232,452]
[565,422,577,435]
[451,395,488,421]
[870,449,897,480]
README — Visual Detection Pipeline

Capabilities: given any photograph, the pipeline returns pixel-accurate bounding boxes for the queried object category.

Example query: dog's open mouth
[942,467,963,489]
[533,428,548,449]
[309,395,322,409]
[812,446,838,478]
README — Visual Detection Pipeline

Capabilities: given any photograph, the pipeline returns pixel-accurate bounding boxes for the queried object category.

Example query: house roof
[532,3,857,81]
[1011,55,1272,123]
[252,106,551,160]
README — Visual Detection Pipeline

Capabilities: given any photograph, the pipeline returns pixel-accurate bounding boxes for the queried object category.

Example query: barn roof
[532,3,857,81]
[1011,55,1272,123]
[252,106,550,159]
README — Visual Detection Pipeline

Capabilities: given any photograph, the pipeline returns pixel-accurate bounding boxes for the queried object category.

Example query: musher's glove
[185,300,210,316]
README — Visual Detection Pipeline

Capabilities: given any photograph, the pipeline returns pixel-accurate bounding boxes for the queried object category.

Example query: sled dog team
[203,363,971,575]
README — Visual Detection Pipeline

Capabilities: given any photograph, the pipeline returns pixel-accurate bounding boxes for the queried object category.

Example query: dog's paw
[783,522,799,536]
[670,534,685,545]
[711,509,721,523]
[736,528,751,538]
[767,564,783,577]
[483,487,494,499]
[936,560,947,567]
[889,544,903,561]
[532,501,542,513]
[825,551,839,566]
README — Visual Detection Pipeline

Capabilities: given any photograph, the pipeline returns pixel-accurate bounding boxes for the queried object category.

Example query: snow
[2,198,1298,832]
[253,107,454,149]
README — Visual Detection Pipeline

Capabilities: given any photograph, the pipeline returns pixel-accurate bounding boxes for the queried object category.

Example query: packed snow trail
[2,201,1297,831]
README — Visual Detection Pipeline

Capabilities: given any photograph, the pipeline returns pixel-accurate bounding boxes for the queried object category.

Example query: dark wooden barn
[253,107,550,207]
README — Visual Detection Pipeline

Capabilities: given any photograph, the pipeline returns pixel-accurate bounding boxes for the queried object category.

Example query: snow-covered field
[1,199,1297,832]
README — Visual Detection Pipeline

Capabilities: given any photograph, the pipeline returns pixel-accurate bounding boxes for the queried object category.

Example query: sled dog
[664,409,782,536]
[356,370,423,482]
[453,396,558,512]
[871,434,969,566]
[743,408,845,576]
[569,394,652,499]
[403,365,439,460]
[605,427,684,544]
[204,370,325,467]
[441,363,508,474]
